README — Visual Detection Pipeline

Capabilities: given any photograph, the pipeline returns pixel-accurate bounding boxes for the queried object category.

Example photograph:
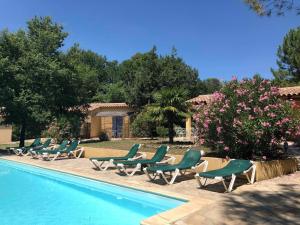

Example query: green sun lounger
[12,138,42,156]
[31,138,52,151]
[29,140,68,158]
[195,159,256,192]
[89,144,143,171]
[115,145,173,176]
[42,140,83,161]
[144,149,208,184]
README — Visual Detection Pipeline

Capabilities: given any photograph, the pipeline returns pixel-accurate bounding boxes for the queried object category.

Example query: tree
[120,47,161,108]
[64,44,121,102]
[0,16,87,146]
[120,47,201,109]
[147,88,189,143]
[244,0,300,16]
[272,27,300,83]
[202,78,223,93]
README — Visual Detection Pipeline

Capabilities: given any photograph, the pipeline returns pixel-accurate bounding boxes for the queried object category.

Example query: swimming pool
[0,159,184,225]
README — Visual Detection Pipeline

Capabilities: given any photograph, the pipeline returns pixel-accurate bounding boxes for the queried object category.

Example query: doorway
[112,116,123,138]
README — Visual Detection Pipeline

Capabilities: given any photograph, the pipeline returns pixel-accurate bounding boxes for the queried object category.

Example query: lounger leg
[101,159,114,171]
[203,161,208,172]
[117,163,141,176]
[221,179,228,192]
[91,159,101,169]
[13,149,21,156]
[195,174,208,188]
[30,151,38,159]
[244,165,256,184]
[51,152,61,161]
[143,168,158,181]
[76,148,84,159]
[250,165,256,184]
[128,163,141,176]
[169,169,180,184]
[228,174,236,192]
[179,169,187,176]
[42,153,50,161]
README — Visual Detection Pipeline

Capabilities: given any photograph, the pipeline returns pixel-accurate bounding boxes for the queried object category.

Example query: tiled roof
[187,94,213,103]
[188,86,300,104]
[278,86,300,96]
[88,103,130,111]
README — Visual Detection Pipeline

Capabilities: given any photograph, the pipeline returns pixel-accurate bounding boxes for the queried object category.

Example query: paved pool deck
[0,155,299,225]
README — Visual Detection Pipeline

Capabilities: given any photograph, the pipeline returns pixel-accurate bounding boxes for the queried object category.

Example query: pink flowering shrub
[194,76,300,159]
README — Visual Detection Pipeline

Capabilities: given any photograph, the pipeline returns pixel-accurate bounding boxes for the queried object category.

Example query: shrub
[194,76,300,160]
[156,126,168,137]
[131,110,157,138]
[98,132,109,142]
[42,115,82,143]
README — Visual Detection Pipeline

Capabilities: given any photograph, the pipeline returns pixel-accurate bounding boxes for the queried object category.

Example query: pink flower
[212,92,225,101]
[231,75,237,81]
[254,107,261,113]
[268,112,276,118]
[216,126,222,134]
[224,146,229,151]
[259,95,269,102]
[261,122,270,127]
[199,138,205,145]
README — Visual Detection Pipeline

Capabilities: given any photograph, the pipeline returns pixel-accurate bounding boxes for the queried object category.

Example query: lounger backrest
[125,144,141,158]
[42,138,52,148]
[226,159,252,172]
[56,140,69,151]
[150,145,169,162]
[31,138,42,147]
[179,149,202,167]
[66,140,79,152]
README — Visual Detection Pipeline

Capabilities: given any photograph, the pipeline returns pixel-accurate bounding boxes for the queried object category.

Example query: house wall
[90,116,102,138]
[88,115,131,138]
[0,125,12,144]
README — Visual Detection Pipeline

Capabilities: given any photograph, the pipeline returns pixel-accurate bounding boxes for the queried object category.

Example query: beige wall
[185,116,192,140]
[89,116,131,138]
[0,125,12,144]
[90,116,102,138]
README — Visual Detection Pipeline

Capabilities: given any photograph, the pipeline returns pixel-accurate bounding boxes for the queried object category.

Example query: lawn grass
[80,138,212,155]
[0,142,32,150]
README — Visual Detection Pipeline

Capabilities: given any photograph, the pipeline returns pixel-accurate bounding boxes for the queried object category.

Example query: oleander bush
[194,76,300,160]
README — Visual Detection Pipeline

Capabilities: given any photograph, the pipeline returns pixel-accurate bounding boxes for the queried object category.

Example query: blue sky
[0,0,298,80]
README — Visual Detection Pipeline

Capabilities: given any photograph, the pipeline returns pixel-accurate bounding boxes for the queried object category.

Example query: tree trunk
[168,121,174,144]
[19,121,26,147]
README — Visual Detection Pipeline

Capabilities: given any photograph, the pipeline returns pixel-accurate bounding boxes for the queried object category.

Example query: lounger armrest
[129,152,146,161]
[156,155,176,165]
[192,160,208,172]
[73,147,84,157]
[244,166,253,173]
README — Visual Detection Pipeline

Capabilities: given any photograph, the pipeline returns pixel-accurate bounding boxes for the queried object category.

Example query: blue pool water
[0,160,184,225]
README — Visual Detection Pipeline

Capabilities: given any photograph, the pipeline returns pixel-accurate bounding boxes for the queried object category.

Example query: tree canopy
[120,47,203,109]
[147,88,190,143]
[272,27,300,83]
[244,0,300,16]
[0,16,88,146]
